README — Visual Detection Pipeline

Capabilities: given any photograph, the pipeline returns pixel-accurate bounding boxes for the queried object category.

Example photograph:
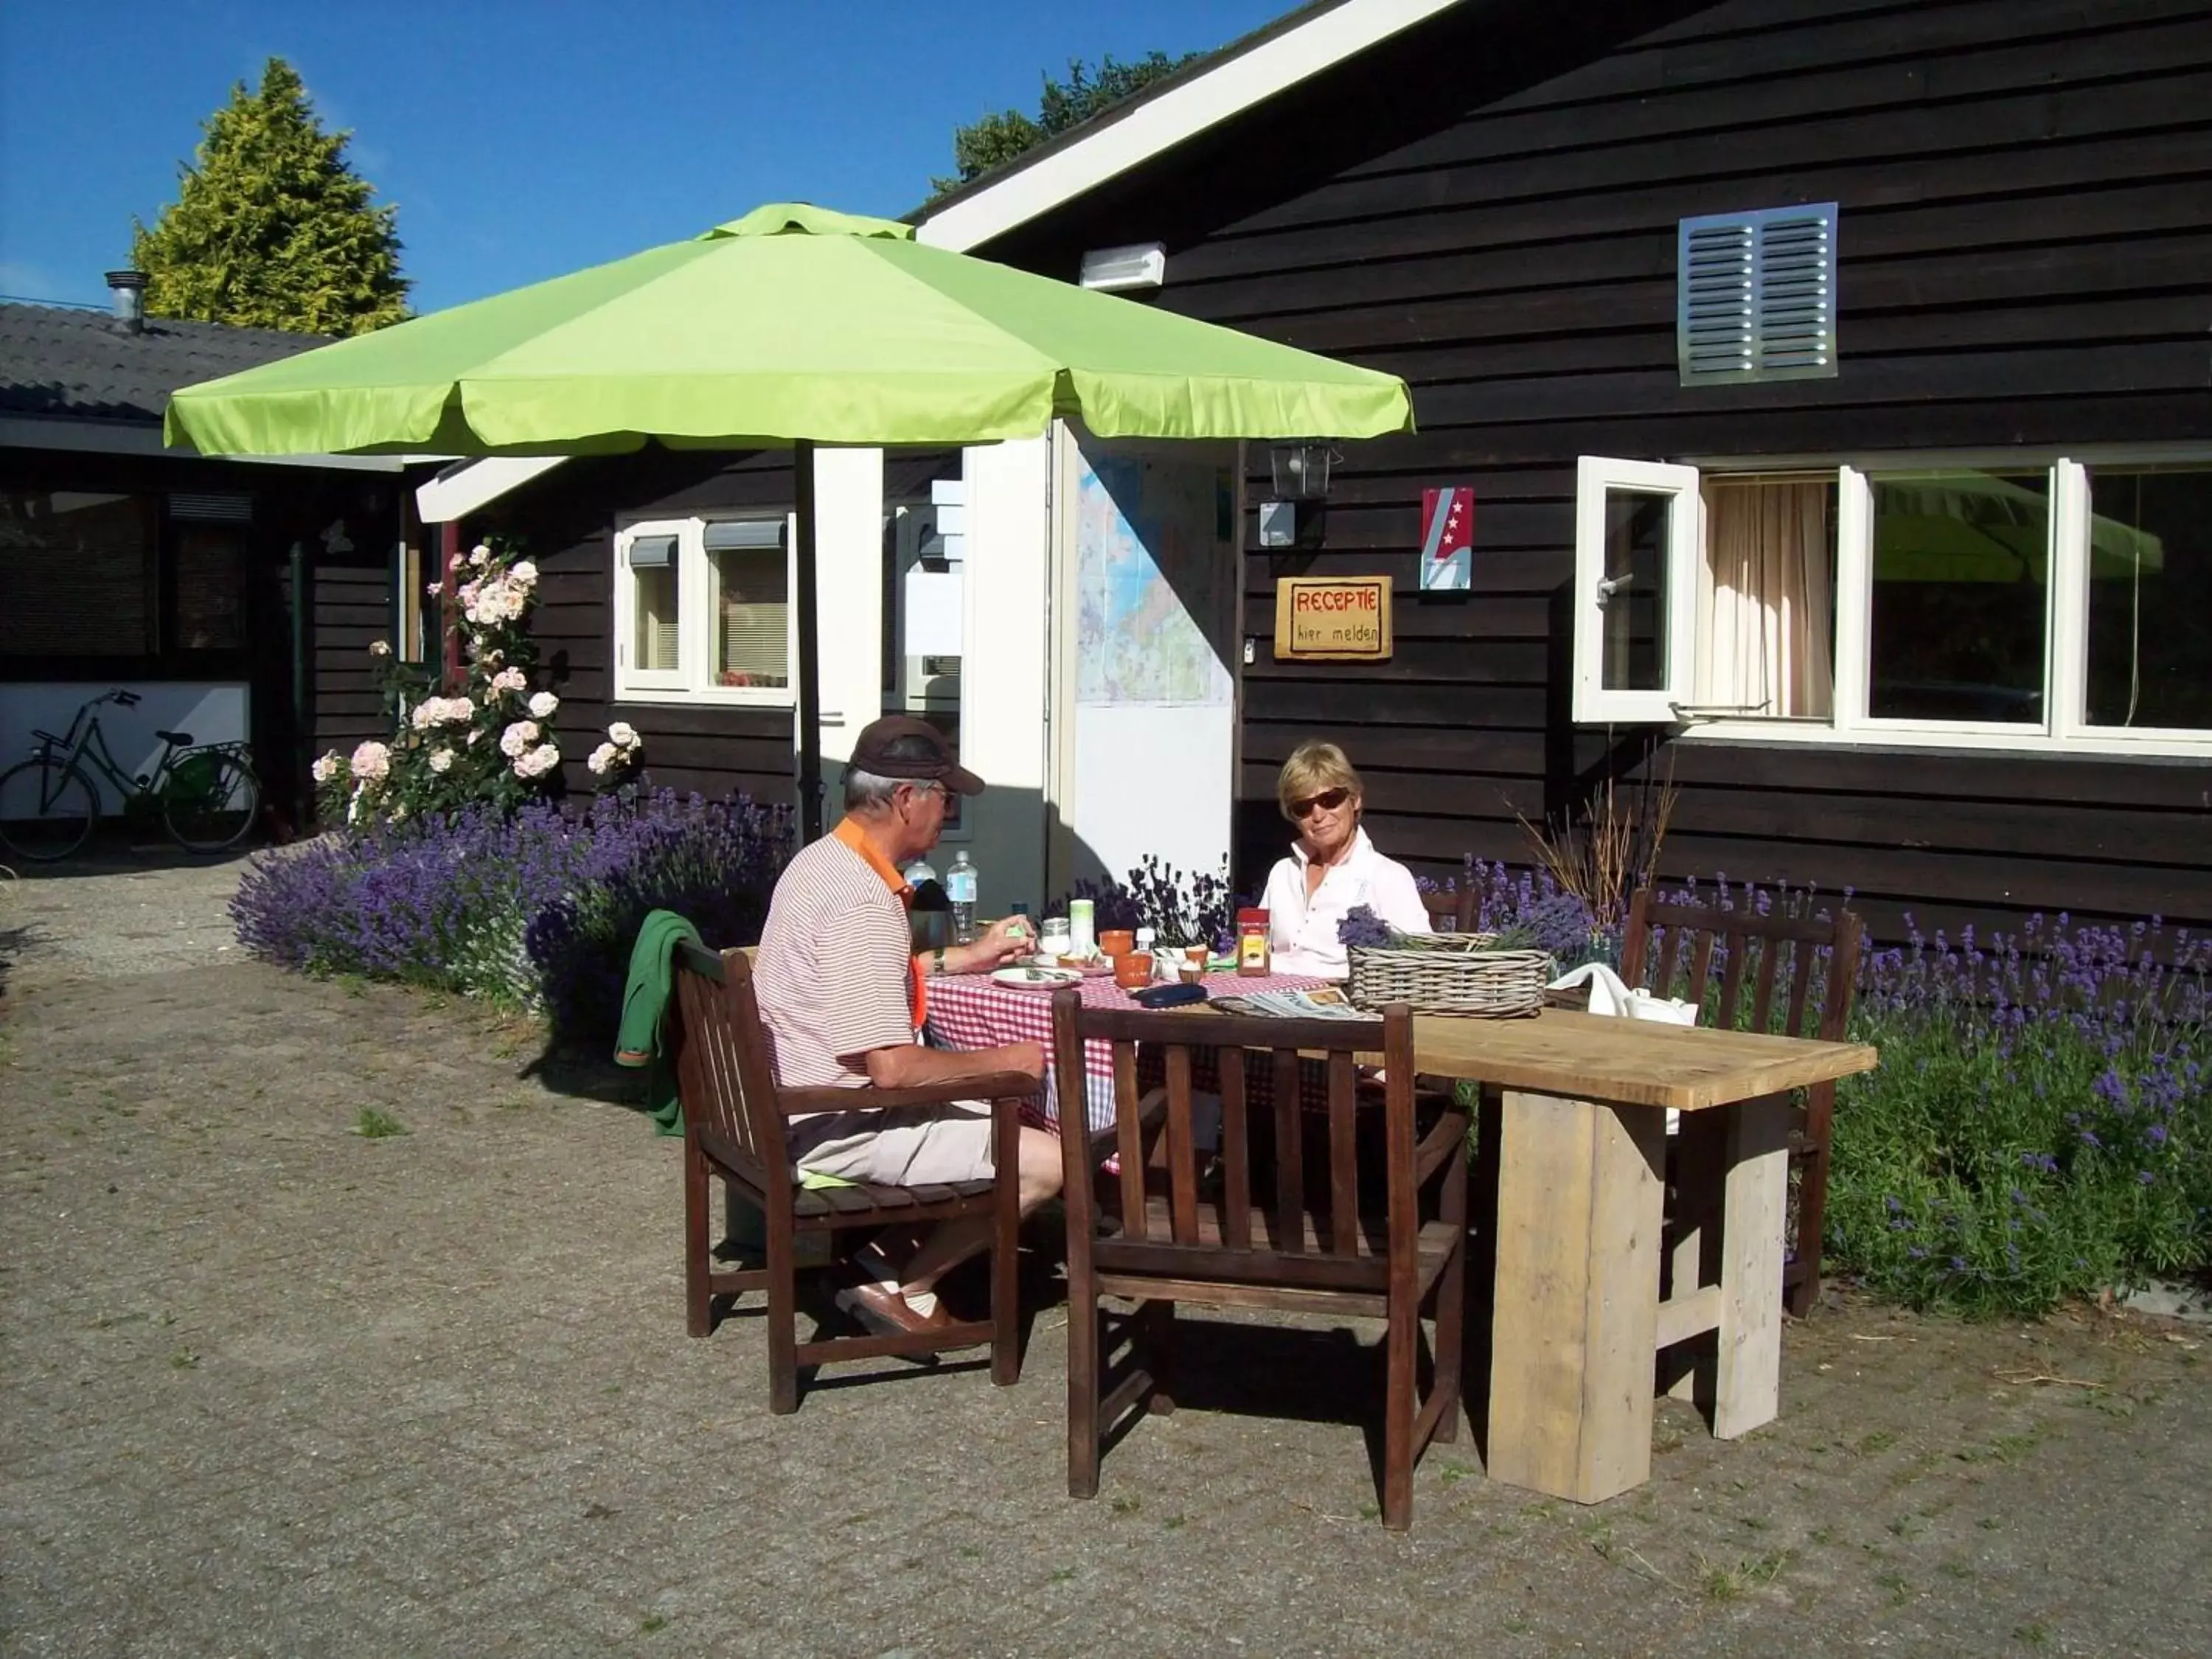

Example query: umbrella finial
[707,203,914,242]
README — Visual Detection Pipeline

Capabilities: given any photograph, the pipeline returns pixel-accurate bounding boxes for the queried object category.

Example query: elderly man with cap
[751,714,1061,1336]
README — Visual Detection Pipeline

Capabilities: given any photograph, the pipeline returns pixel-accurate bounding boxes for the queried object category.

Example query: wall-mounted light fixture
[1078,241,1166,293]
[1269,442,1338,501]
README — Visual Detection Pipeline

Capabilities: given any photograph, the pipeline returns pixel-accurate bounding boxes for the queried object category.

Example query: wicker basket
[1345,932,1554,1018]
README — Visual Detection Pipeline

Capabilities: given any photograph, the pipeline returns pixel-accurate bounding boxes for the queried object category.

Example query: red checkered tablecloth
[925,970,1332,1136]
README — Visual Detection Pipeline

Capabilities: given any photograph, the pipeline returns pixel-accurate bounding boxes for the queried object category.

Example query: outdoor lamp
[1270,442,1338,500]
[1077,241,1166,293]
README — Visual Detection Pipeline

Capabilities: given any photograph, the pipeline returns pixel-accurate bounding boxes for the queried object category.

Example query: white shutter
[1678,203,1838,386]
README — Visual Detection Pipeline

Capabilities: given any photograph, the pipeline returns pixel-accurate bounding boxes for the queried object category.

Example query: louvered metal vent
[1677,203,1838,386]
[167,491,254,523]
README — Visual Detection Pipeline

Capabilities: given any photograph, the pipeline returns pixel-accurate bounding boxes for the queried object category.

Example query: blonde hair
[1277,740,1363,821]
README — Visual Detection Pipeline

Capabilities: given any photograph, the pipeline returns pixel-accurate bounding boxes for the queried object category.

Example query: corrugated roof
[0,301,330,425]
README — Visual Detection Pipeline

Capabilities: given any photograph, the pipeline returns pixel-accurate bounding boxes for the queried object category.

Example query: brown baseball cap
[849,715,985,796]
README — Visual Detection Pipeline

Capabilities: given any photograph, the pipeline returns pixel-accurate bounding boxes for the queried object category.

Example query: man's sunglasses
[1290,787,1352,818]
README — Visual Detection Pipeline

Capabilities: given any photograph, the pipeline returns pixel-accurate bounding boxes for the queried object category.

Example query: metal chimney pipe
[105,268,147,333]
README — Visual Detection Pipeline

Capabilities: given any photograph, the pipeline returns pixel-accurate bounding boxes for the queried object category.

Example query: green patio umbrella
[166,202,1415,834]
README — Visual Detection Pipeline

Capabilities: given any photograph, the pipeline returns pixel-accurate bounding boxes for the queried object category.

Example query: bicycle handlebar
[107,689,141,707]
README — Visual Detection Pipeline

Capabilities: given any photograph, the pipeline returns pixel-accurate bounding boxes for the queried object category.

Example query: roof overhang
[0,412,409,471]
[415,454,568,523]
[917,0,1464,254]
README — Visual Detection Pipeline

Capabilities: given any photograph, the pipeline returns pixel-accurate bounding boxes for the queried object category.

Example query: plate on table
[1018,953,1113,976]
[992,965,1085,990]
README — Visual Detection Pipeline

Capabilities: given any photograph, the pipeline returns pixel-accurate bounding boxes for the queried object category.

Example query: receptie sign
[1274,576,1393,662]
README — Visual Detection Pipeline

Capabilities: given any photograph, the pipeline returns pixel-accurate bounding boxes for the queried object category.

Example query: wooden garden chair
[669,941,1037,1411]
[1423,881,1479,934]
[1049,991,1469,1531]
[1619,888,1866,1319]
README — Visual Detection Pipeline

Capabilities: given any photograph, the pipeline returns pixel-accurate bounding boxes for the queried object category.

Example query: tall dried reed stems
[1516,767,1678,936]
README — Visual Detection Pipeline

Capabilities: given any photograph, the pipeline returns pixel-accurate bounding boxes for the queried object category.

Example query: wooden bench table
[1402,1009,1877,1505]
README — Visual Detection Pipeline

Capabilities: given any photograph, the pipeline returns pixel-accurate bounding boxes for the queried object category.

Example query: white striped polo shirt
[752,824,917,1093]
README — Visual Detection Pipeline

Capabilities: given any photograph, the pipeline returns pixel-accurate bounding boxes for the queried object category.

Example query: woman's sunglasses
[1291,787,1352,818]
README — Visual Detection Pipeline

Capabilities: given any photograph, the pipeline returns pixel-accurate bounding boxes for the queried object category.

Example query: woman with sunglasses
[1259,740,1430,978]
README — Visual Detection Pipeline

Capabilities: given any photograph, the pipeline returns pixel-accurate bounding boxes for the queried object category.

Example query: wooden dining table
[1397,1009,1878,1506]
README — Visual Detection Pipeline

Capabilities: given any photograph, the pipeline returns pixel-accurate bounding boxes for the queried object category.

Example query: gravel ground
[1,860,2208,1657]
[0,851,251,989]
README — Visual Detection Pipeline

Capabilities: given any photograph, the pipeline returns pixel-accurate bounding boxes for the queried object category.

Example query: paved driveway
[1,858,2208,1656]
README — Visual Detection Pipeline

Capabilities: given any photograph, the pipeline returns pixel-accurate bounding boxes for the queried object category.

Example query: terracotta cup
[1113,951,1153,990]
[1097,928,1135,959]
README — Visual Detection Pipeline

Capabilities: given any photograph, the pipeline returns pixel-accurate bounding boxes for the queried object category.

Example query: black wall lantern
[1269,442,1338,501]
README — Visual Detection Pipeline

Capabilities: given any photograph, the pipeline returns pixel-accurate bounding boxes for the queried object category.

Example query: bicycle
[0,689,262,863]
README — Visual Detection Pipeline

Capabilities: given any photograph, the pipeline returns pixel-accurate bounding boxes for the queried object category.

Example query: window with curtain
[2084,465,2212,731]
[1694,477,1836,717]
[1572,449,2212,755]
[627,533,681,673]
[709,549,787,687]
[0,490,155,658]
[704,520,789,689]
[614,515,796,701]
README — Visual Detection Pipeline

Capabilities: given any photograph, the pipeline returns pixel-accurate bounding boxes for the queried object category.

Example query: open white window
[1571,448,2212,757]
[1571,456,1700,723]
[613,513,796,703]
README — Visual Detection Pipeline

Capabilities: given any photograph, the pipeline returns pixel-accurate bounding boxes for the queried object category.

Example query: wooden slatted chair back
[1424,884,1478,935]
[1619,888,1866,1315]
[1048,990,1467,1529]
[1048,996,1421,1286]
[670,939,789,1185]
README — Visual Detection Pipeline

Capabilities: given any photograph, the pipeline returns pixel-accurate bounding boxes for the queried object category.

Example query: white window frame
[1570,445,2212,758]
[612,512,798,706]
[1571,455,1701,723]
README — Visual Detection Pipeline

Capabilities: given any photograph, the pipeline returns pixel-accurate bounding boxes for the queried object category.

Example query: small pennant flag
[1419,485,1474,591]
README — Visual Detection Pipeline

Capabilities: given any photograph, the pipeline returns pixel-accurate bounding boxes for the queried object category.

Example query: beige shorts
[791,1101,995,1187]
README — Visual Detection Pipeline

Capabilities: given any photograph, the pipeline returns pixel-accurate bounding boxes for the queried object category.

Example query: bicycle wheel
[0,757,99,862]
[161,751,260,852]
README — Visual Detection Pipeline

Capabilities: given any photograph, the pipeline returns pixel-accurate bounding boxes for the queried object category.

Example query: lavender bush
[232,790,792,1043]
[1828,913,2210,1313]
[1429,858,2211,1312]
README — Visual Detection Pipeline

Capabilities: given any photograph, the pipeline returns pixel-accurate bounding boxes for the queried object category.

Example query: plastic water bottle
[947,850,978,945]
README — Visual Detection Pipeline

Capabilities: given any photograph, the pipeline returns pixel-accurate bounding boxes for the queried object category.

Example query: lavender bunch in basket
[1338,904,1396,949]
[1339,901,1537,954]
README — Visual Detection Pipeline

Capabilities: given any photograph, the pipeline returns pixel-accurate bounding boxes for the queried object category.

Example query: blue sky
[0,0,1287,316]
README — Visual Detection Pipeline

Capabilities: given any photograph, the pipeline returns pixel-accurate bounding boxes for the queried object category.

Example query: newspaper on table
[1209,986,1375,1020]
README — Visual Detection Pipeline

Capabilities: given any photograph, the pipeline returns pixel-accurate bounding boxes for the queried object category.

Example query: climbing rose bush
[310,538,563,824]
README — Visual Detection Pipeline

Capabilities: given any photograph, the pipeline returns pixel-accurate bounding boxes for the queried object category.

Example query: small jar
[1037,917,1072,959]
[1236,907,1272,976]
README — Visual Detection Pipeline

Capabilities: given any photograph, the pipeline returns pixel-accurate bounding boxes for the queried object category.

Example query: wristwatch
[931,946,947,976]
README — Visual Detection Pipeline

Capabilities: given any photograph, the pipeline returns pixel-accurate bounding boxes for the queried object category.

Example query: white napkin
[1548,962,1697,1130]
[1547,961,1698,1025]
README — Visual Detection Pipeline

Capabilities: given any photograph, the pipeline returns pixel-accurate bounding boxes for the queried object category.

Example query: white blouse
[1259,827,1432,979]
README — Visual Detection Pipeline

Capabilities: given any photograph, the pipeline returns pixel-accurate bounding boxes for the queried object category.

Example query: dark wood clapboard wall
[307,555,391,765]
[480,449,799,807]
[975,0,2212,937]
[474,446,964,810]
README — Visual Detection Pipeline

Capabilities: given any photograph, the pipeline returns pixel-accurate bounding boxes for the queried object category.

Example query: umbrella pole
[794,437,824,843]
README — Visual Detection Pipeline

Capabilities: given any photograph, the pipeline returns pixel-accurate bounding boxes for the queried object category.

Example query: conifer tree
[132,58,408,335]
